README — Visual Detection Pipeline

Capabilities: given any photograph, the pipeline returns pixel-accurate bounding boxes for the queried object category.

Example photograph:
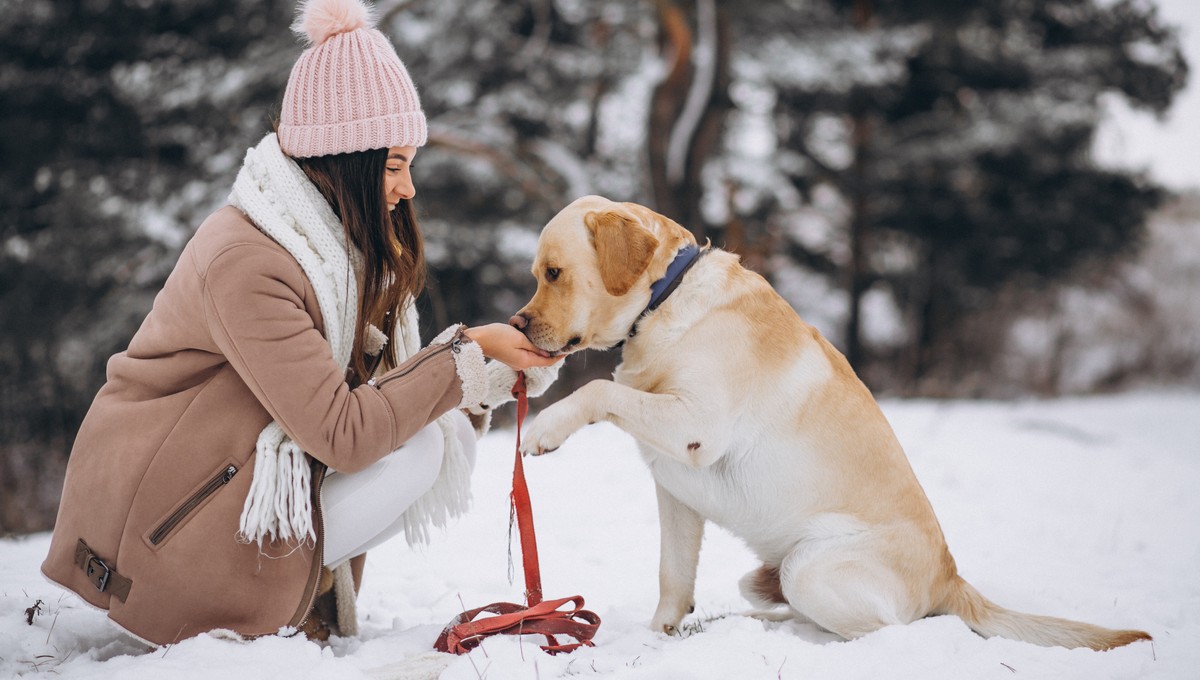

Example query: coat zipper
[366,341,456,389]
[291,463,327,631]
[149,464,238,545]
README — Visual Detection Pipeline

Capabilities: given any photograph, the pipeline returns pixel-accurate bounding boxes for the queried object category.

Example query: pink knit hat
[278,0,427,157]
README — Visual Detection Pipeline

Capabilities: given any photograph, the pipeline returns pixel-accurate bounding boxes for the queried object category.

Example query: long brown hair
[293,149,426,385]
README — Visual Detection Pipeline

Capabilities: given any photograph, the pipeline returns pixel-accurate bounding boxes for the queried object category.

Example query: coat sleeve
[200,242,476,473]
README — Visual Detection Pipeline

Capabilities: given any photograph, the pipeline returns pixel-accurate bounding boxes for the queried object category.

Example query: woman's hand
[464,323,562,370]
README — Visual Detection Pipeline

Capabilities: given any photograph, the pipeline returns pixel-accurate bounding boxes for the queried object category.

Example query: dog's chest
[641,444,763,528]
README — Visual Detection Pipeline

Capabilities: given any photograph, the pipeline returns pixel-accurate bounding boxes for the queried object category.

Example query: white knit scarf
[228,133,471,549]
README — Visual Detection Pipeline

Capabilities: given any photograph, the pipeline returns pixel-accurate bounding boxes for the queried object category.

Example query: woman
[40,0,559,646]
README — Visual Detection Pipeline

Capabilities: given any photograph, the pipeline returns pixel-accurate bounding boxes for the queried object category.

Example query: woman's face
[385,145,417,211]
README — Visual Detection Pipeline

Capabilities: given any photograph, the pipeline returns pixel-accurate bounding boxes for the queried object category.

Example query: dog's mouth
[550,336,584,356]
[548,333,636,356]
[524,332,584,358]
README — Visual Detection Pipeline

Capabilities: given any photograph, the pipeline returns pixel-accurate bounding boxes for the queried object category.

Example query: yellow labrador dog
[511,195,1149,651]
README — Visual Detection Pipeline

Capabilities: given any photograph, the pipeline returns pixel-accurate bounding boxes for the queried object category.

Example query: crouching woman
[41,0,558,646]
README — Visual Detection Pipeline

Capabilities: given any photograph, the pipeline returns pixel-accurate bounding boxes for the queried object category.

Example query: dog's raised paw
[520,428,565,457]
[521,400,586,456]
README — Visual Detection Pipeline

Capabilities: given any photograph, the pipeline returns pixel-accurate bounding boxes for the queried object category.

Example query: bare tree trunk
[648,0,692,221]
[843,0,874,371]
[845,115,871,370]
[912,245,938,390]
[647,0,731,237]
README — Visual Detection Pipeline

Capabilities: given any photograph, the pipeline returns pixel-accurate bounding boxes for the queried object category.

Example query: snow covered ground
[3,389,1198,679]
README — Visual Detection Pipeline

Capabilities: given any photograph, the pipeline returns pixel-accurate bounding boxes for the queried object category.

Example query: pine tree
[0,0,294,533]
[720,0,1186,389]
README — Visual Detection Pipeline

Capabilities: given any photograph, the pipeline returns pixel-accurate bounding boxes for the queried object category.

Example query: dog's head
[511,195,697,355]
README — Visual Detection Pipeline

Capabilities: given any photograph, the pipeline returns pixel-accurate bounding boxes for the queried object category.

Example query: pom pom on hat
[293,0,374,46]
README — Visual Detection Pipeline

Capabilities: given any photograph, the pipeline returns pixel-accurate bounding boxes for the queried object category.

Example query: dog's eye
[546,267,560,282]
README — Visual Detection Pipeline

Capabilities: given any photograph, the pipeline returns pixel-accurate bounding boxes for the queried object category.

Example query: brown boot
[298,566,338,642]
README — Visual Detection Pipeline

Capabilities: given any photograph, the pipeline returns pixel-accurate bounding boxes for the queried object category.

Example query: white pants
[321,410,476,569]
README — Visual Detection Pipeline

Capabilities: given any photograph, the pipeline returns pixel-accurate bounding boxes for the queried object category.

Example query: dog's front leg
[519,381,600,456]
[522,379,732,466]
[650,481,704,635]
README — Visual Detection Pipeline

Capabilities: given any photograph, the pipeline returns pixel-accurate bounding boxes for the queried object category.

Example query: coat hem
[40,568,108,613]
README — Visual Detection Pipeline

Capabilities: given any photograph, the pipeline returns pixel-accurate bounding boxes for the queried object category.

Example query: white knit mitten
[463,361,560,436]
[522,362,560,398]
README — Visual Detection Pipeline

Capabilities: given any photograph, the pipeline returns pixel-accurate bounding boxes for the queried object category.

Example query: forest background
[2,0,1197,534]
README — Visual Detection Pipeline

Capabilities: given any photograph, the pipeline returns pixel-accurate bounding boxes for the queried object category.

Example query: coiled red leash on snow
[434,372,601,655]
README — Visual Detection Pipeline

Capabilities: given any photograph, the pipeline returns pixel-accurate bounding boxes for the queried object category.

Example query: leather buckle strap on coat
[74,539,133,603]
[434,373,600,655]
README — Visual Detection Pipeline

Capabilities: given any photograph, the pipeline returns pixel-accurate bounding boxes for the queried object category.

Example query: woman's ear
[584,209,660,296]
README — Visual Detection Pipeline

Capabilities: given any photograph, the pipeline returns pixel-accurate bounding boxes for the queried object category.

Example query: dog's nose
[509,313,529,330]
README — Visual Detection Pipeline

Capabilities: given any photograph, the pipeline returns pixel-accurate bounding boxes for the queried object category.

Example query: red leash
[434,372,600,655]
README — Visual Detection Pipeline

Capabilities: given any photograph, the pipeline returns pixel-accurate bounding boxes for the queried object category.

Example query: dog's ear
[584,209,660,296]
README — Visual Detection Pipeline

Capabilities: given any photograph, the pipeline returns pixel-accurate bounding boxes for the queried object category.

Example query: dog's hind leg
[739,563,814,624]
[744,608,802,623]
[738,563,786,608]
[650,483,705,635]
[777,532,909,640]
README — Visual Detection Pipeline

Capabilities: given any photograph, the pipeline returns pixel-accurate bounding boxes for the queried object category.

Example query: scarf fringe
[399,418,472,544]
[391,299,472,545]
[237,423,316,547]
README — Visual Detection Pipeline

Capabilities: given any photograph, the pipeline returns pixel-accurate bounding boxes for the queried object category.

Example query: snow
[4,390,1199,679]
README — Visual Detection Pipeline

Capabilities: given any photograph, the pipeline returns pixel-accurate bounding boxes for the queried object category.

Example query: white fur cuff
[430,324,463,346]
[430,325,488,411]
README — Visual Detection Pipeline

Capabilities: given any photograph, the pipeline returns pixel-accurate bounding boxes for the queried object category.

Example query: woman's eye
[546,267,560,282]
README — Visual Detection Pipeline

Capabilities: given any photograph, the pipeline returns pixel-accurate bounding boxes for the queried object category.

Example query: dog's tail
[937,576,1150,651]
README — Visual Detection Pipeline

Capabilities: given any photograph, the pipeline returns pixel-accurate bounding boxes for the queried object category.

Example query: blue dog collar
[628,244,705,338]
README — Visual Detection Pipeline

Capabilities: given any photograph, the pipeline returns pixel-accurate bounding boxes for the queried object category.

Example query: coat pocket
[145,459,239,548]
